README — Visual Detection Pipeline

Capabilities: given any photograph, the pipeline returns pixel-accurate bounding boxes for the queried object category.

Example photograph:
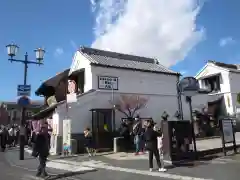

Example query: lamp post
[111,82,116,131]
[6,43,45,160]
[179,77,199,160]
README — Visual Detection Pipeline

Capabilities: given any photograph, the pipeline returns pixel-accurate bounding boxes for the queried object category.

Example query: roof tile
[79,47,179,75]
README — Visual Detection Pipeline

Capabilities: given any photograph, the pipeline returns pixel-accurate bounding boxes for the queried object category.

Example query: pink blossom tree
[110,94,148,118]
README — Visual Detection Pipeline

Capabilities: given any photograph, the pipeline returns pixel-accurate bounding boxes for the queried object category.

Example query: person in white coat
[153,125,167,172]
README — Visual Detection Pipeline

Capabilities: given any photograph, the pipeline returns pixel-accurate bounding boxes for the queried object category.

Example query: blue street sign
[17,85,31,96]
[17,96,31,107]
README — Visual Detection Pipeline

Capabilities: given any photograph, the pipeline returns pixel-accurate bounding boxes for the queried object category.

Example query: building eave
[195,62,230,79]
[90,63,181,76]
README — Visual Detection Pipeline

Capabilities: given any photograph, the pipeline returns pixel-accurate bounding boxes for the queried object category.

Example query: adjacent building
[0,101,43,125]
[195,60,240,116]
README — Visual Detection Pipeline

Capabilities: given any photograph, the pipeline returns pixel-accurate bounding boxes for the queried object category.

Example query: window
[202,75,221,93]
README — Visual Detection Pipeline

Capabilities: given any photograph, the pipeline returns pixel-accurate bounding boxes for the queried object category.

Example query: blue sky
[0,0,239,101]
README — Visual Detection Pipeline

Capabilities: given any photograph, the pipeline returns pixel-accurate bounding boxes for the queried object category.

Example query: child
[154,125,167,172]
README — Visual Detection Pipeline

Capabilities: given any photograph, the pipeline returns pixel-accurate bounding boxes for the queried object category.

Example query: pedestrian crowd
[119,116,167,172]
[0,121,52,178]
[0,124,20,151]
[1,116,167,177]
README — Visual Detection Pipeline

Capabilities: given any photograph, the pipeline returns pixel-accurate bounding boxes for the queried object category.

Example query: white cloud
[90,0,205,67]
[219,37,235,47]
[54,47,64,56]
[180,70,187,75]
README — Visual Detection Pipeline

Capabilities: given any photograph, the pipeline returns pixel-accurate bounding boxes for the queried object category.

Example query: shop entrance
[90,108,115,150]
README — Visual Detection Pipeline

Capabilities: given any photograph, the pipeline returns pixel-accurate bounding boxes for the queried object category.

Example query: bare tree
[110,94,148,118]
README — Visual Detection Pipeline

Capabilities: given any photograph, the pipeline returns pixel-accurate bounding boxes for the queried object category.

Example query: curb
[197,145,240,157]
[25,148,114,160]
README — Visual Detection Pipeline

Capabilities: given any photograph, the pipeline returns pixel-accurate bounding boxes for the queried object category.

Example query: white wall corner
[69,51,79,75]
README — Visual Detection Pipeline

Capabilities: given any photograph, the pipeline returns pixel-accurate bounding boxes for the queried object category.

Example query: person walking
[144,120,165,172]
[8,126,14,147]
[133,118,144,155]
[84,128,96,157]
[35,124,50,177]
[0,126,8,152]
[154,125,167,172]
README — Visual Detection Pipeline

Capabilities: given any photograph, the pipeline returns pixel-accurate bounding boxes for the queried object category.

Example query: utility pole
[6,44,45,160]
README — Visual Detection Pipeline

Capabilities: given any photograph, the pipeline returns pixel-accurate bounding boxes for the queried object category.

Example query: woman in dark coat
[0,127,8,152]
[35,124,50,177]
[144,120,162,172]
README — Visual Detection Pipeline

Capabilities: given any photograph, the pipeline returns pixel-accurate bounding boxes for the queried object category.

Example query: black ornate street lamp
[6,43,45,160]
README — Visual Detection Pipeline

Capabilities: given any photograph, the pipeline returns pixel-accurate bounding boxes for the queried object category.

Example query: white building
[49,47,194,154]
[195,60,240,115]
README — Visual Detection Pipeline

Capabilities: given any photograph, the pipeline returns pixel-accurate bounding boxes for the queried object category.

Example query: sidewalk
[4,148,96,175]
[105,133,240,161]
[196,132,240,151]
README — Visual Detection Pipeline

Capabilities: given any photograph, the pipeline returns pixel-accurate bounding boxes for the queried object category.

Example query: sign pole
[220,119,227,156]
[187,96,198,159]
[231,119,237,154]
[179,77,200,160]
[221,118,237,156]
[19,53,28,160]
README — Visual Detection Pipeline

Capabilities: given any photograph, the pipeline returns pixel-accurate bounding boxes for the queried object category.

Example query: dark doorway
[68,68,85,94]
[90,108,115,150]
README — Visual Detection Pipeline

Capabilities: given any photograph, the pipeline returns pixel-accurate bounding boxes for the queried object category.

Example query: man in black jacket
[144,120,162,172]
[35,123,50,177]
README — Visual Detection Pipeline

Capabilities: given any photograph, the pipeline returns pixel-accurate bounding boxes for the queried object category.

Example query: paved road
[93,153,240,180]
[0,150,38,180]
[3,148,240,180]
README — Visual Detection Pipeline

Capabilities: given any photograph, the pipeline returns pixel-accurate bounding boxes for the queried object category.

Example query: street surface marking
[54,159,214,180]
[21,174,42,180]
[214,157,240,163]
[47,161,95,172]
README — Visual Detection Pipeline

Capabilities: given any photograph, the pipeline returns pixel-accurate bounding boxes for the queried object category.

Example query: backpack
[132,123,140,135]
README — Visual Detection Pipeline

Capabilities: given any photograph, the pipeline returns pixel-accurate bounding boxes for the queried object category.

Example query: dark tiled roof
[208,60,240,72]
[79,47,179,76]
[35,69,70,96]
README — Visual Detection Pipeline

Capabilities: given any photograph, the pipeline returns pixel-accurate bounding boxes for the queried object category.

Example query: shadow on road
[45,169,97,180]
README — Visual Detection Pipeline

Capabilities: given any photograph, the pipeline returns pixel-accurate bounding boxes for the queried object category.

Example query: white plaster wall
[69,52,93,92]
[229,72,240,114]
[229,72,240,94]
[91,66,179,96]
[61,90,181,134]
[55,103,68,136]
[196,64,230,93]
